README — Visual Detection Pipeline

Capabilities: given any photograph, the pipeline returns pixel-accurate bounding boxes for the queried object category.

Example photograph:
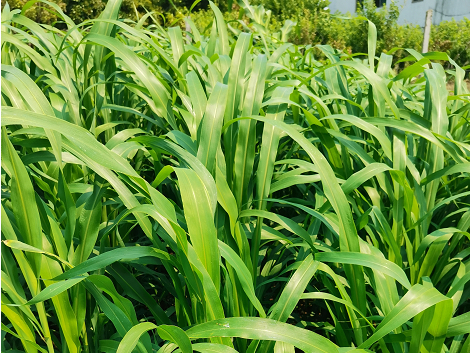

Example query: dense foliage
[1,0,470,352]
[0,0,208,24]
[2,0,470,71]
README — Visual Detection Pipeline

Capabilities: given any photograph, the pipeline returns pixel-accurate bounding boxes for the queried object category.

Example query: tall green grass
[1,1,470,352]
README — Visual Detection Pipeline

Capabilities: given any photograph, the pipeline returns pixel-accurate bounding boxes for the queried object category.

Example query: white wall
[395,0,470,27]
[394,0,436,27]
[328,0,357,15]
[432,0,470,24]
[328,0,470,27]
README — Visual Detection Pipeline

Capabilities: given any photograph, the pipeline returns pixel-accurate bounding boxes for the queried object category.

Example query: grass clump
[1,0,470,352]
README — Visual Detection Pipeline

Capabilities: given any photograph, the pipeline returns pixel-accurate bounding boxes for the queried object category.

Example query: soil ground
[447,80,470,94]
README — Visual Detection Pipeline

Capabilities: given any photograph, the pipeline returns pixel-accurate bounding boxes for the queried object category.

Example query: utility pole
[422,9,433,53]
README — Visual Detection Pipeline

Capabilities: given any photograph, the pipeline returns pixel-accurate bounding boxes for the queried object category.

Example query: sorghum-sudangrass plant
[1,0,470,352]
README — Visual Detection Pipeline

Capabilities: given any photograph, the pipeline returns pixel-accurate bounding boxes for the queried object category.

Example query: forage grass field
[1,0,470,352]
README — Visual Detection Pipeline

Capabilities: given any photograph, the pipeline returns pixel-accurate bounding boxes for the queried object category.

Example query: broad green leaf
[107,263,170,325]
[16,278,86,306]
[186,317,339,353]
[315,252,411,289]
[233,54,267,209]
[258,255,320,352]
[359,284,452,349]
[54,247,173,280]
[2,130,43,275]
[157,325,192,353]
[218,240,265,317]
[175,168,220,291]
[190,343,238,353]
[197,82,228,175]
